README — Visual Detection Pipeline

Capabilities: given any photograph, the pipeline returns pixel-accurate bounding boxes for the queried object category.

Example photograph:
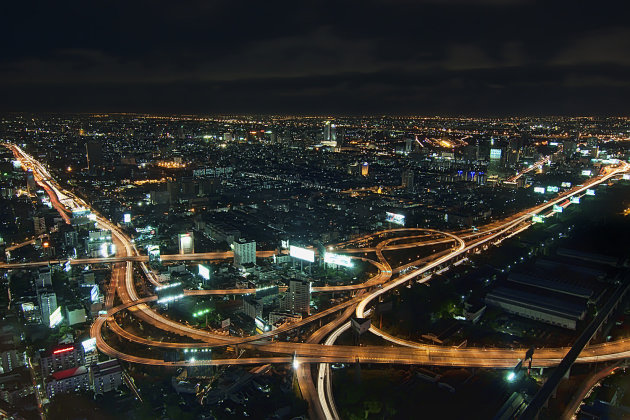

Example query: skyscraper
[281,279,311,315]
[361,162,369,177]
[233,239,256,267]
[402,169,414,192]
[85,140,102,170]
[39,291,58,327]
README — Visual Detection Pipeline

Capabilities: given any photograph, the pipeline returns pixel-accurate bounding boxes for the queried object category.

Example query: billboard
[289,245,315,263]
[532,215,544,223]
[561,182,572,188]
[81,337,97,353]
[198,264,210,281]
[581,169,592,176]
[546,186,559,193]
[324,253,353,267]
[385,212,405,226]
[123,213,131,223]
[533,187,546,194]
[490,148,502,160]
[553,204,563,213]
[570,196,580,204]
[49,306,63,328]
[90,285,99,302]
[221,318,231,329]
[586,189,595,196]
[623,174,630,181]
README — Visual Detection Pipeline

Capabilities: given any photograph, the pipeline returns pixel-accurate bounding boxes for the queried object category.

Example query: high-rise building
[402,169,414,192]
[281,279,311,315]
[323,121,337,146]
[361,162,369,177]
[405,138,414,154]
[33,216,46,235]
[38,291,58,327]
[178,233,194,254]
[233,239,256,267]
[85,140,103,170]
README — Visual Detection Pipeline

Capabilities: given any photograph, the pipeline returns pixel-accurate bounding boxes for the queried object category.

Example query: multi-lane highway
[5,142,630,419]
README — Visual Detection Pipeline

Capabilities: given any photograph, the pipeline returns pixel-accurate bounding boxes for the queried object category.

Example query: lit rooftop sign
[385,212,405,226]
[324,253,353,267]
[289,246,315,263]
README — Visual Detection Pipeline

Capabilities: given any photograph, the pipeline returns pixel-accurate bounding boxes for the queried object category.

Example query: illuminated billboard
[553,204,563,213]
[198,264,210,281]
[324,253,353,267]
[490,148,502,160]
[123,213,131,223]
[289,245,315,263]
[570,196,580,204]
[586,189,595,196]
[546,186,559,193]
[623,174,630,181]
[81,337,97,353]
[581,170,592,176]
[49,306,63,328]
[532,215,545,223]
[533,187,546,194]
[561,182,572,188]
[385,212,405,226]
[90,285,99,302]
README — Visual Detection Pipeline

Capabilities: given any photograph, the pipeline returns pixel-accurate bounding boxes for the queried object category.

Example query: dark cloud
[1,0,629,114]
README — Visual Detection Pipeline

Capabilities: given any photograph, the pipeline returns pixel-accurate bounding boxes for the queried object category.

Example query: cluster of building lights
[157,293,184,304]
[155,282,182,291]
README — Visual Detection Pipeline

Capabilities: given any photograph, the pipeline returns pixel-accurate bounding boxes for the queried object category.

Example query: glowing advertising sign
[532,215,545,223]
[123,213,131,223]
[90,285,99,302]
[49,306,63,328]
[546,186,559,193]
[198,264,210,281]
[255,317,268,334]
[385,212,406,226]
[489,148,502,160]
[581,170,592,176]
[81,337,97,353]
[64,261,72,272]
[281,240,289,249]
[88,213,97,221]
[289,245,315,263]
[570,196,580,204]
[533,187,546,194]
[561,182,572,188]
[553,204,563,213]
[324,253,353,267]
[623,174,630,181]
[586,189,595,196]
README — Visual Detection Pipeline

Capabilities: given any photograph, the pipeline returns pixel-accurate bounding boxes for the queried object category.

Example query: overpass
[519,278,630,419]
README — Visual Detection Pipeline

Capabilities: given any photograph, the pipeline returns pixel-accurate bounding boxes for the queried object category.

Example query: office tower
[233,239,256,267]
[402,169,414,192]
[361,162,369,177]
[39,291,58,327]
[85,140,103,170]
[178,233,194,254]
[405,138,414,154]
[33,216,46,235]
[282,279,311,315]
[167,179,180,205]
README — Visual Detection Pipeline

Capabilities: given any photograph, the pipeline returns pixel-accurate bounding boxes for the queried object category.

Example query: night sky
[1,0,629,115]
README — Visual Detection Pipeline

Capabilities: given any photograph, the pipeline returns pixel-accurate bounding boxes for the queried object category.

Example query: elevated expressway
[5,143,630,417]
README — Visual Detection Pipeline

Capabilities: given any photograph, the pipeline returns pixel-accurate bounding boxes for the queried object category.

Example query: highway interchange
[3,142,630,419]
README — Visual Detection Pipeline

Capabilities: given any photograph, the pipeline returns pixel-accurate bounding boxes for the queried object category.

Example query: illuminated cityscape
[2,2,630,420]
